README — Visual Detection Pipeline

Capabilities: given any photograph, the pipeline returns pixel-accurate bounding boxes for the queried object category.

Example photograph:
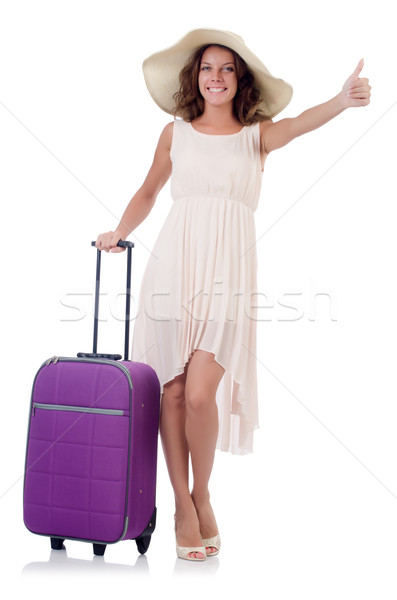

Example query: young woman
[95,28,371,561]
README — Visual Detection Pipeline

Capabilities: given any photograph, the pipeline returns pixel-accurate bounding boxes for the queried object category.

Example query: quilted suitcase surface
[23,241,161,556]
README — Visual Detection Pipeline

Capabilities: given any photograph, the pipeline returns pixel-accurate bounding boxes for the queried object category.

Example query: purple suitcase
[23,241,160,556]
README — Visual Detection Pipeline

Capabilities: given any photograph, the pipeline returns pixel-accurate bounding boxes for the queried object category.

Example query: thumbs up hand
[341,58,371,108]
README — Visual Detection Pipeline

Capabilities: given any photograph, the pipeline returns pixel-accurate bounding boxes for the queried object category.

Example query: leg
[184,350,225,554]
[160,371,189,502]
[160,368,205,559]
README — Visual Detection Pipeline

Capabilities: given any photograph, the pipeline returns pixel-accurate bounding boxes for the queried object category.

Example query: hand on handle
[95,230,126,253]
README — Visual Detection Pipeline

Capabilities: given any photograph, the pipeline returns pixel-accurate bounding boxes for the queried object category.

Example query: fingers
[350,77,370,87]
[109,231,126,252]
[95,231,125,253]
[95,231,112,252]
[348,79,371,102]
[341,60,371,108]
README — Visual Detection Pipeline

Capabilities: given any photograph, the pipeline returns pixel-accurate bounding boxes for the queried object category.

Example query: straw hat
[142,28,293,119]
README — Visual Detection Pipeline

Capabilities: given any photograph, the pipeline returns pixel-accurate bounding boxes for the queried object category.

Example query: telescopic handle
[77,240,135,361]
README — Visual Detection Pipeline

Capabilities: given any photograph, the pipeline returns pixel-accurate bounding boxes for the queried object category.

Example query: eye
[224,67,234,71]
[201,66,211,71]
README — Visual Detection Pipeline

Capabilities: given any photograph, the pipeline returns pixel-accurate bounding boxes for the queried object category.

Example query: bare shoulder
[159,121,174,151]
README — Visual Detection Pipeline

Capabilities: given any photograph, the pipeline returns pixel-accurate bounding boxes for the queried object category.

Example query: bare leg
[184,350,225,554]
[160,371,189,501]
[160,368,205,559]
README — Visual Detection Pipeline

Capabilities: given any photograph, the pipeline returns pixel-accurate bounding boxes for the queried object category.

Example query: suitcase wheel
[93,543,107,556]
[50,538,65,550]
[136,535,151,555]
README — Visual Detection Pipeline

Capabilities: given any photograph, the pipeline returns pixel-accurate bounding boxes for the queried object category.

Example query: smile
[207,87,227,93]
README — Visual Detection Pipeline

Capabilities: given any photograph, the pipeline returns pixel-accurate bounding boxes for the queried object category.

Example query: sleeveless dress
[130,118,264,455]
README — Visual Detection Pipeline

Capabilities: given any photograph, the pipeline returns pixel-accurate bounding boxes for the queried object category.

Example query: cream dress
[130,118,264,455]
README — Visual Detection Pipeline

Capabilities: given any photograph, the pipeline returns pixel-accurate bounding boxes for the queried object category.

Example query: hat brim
[142,28,293,119]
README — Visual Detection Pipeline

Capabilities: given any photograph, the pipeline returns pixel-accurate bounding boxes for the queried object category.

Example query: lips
[207,87,227,93]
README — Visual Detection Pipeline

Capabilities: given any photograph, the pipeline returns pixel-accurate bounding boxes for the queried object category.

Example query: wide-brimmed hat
[142,27,293,119]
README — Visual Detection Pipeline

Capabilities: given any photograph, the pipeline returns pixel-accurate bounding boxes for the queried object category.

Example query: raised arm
[260,58,371,154]
[95,121,173,252]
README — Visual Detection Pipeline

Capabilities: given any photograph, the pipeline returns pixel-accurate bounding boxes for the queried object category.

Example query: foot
[174,504,206,561]
[191,494,220,556]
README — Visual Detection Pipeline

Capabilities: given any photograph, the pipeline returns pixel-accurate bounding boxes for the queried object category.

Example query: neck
[199,102,238,127]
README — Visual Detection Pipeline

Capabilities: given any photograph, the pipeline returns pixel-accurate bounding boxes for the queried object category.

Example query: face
[197,45,238,107]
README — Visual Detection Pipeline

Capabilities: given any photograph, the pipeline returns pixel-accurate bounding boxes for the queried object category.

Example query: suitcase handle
[77,240,135,361]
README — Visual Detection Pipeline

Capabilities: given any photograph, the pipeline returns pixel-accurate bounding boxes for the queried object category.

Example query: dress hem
[161,345,227,389]
[159,346,259,456]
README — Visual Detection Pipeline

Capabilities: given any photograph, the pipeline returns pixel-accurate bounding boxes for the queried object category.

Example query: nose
[211,70,224,82]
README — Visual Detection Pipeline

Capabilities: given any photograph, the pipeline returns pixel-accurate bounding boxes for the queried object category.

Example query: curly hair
[172,44,272,125]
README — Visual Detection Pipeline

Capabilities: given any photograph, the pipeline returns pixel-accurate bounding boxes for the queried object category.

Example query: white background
[1,0,396,597]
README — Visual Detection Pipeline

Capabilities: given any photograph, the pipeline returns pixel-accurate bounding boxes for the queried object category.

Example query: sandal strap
[202,534,221,550]
[176,544,207,560]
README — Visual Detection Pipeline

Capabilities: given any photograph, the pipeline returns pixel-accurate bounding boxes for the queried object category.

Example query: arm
[96,121,173,252]
[261,58,371,154]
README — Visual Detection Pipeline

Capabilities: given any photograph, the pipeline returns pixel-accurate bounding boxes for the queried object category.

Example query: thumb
[351,58,364,81]
[109,245,125,253]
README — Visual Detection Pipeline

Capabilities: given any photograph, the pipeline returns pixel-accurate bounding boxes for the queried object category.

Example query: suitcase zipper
[33,402,124,416]
[45,356,60,366]
[33,357,133,417]
[43,356,133,388]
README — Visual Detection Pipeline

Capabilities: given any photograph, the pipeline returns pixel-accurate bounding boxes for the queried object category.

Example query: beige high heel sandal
[174,516,206,562]
[202,534,221,557]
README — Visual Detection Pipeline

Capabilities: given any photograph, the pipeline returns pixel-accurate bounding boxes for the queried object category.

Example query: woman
[95,28,371,561]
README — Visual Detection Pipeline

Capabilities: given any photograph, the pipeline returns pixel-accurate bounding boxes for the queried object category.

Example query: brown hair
[172,44,272,125]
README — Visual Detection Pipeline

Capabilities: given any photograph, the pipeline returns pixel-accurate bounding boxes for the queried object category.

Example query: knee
[161,379,186,411]
[185,388,214,416]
